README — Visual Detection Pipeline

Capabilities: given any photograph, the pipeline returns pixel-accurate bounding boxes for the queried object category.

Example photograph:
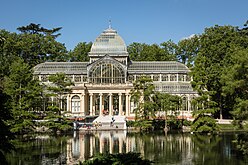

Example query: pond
[5,131,248,165]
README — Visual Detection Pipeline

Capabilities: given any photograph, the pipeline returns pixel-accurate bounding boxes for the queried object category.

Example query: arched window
[88,60,125,84]
[71,95,80,112]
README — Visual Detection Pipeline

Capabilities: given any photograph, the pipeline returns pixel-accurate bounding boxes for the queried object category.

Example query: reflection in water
[67,131,128,163]
[6,131,247,165]
[66,131,246,165]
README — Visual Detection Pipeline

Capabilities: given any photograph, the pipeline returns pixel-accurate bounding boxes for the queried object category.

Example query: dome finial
[108,20,112,29]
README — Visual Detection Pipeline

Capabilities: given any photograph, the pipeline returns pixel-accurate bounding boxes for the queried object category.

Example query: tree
[160,40,178,61]
[17,23,62,38]
[80,152,153,165]
[176,35,199,67]
[154,92,181,129]
[44,73,74,132]
[221,48,248,128]
[191,25,248,120]
[0,91,14,164]
[127,42,177,61]
[130,76,155,120]
[190,72,219,133]
[0,27,68,68]
[127,42,146,61]
[3,57,42,134]
[190,92,219,133]
[69,42,92,61]
[16,23,69,65]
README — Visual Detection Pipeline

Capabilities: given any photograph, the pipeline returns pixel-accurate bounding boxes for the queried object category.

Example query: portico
[86,90,131,117]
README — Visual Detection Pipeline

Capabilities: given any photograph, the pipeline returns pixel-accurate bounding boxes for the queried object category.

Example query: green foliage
[0,92,14,164]
[190,90,219,132]
[192,133,222,164]
[191,25,248,120]
[191,116,218,133]
[166,118,183,130]
[233,133,248,157]
[3,58,42,134]
[6,135,69,164]
[80,152,153,165]
[153,92,181,129]
[221,48,248,128]
[176,35,199,67]
[17,23,62,38]
[44,73,74,133]
[127,41,177,61]
[130,76,155,120]
[69,42,92,61]
[1,24,68,68]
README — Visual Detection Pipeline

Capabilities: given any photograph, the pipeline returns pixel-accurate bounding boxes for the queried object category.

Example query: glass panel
[74,75,82,82]
[89,60,125,84]
[162,74,169,81]
[170,74,177,81]
[153,74,160,81]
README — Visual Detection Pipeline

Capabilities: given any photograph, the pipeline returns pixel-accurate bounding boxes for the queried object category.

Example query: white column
[99,93,103,116]
[67,95,71,112]
[109,93,113,116]
[90,136,93,156]
[188,95,191,112]
[128,94,131,115]
[92,94,95,116]
[109,134,113,154]
[118,93,122,116]
[81,94,85,116]
[119,138,123,153]
[99,135,103,153]
[89,93,93,116]
[125,93,129,116]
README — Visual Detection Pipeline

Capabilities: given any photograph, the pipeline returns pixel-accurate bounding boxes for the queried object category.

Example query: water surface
[6,131,248,165]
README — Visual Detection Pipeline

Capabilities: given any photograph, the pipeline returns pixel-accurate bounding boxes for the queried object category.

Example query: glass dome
[89,27,128,56]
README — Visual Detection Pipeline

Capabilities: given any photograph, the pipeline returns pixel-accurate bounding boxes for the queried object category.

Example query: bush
[79,152,153,165]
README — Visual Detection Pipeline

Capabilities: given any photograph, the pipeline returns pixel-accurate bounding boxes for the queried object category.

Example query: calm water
[5,131,248,165]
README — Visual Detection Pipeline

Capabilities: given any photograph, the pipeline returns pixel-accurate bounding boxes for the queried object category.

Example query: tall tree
[128,42,177,61]
[0,91,14,164]
[3,57,42,133]
[154,92,181,128]
[1,28,68,68]
[17,23,62,38]
[69,42,92,61]
[176,35,200,67]
[16,23,68,65]
[44,73,74,132]
[160,40,178,61]
[191,25,248,119]
[130,76,155,120]
[221,48,248,128]
[128,42,148,61]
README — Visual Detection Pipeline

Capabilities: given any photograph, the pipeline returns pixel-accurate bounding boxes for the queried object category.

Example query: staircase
[93,115,127,129]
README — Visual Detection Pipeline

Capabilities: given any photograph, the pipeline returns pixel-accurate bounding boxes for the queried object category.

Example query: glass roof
[33,62,88,74]
[128,61,190,74]
[89,27,128,56]
[154,82,197,94]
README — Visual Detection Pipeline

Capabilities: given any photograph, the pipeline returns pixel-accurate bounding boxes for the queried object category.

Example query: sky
[0,0,247,50]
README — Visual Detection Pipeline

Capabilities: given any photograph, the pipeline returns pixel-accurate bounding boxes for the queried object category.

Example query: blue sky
[1,0,247,50]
